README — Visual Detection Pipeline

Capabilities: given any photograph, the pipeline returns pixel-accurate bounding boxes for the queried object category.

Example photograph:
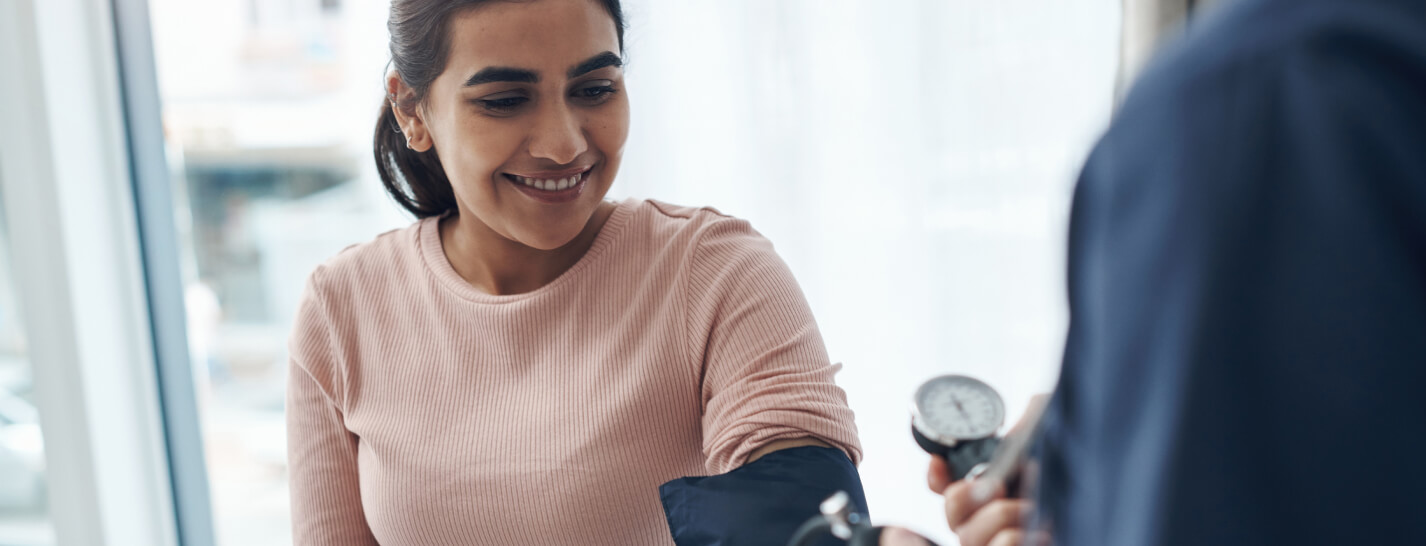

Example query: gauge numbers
[913,375,1005,442]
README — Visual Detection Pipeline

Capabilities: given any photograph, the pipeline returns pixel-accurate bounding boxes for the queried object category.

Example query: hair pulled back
[375,0,626,218]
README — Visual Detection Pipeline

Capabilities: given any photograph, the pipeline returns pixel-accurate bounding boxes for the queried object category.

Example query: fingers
[943,478,1005,528]
[953,498,1031,546]
[927,456,952,494]
[987,530,1025,546]
[879,526,934,546]
[1016,460,1041,499]
[937,460,1045,546]
[987,530,1052,546]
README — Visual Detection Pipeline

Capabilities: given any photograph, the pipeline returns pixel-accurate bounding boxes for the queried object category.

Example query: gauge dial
[912,375,1005,444]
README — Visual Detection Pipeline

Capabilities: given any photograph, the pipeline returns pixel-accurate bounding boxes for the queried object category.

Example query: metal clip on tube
[786,491,889,546]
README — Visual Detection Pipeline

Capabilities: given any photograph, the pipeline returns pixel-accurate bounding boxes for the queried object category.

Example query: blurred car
[0,387,45,512]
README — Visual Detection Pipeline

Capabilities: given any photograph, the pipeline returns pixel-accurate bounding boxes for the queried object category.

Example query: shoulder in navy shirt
[1036,0,1426,544]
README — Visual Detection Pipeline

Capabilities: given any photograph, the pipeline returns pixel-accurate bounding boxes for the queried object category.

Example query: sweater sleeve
[286,268,379,545]
[685,215,862,474]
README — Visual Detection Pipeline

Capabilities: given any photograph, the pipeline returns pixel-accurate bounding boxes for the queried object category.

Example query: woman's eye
[477,96,529,113]
[574,84,617,103]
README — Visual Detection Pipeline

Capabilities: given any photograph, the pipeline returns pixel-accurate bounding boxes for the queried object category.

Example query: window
[148,0,405,542]
[0,186,53,546]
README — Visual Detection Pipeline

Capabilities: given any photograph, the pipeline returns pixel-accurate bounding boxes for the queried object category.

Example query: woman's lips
[503,168,592,204]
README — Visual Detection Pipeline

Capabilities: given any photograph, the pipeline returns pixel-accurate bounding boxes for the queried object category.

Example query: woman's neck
[437,201,617,296]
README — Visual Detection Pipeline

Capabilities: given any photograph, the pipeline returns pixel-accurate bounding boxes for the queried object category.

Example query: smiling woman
[287,1,865,545]
[381,0,631,266]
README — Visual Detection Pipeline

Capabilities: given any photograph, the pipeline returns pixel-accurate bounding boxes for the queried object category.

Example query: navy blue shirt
[1036,0,1426,544]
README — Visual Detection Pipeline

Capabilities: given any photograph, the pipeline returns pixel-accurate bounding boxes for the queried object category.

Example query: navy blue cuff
[660,446,868,546]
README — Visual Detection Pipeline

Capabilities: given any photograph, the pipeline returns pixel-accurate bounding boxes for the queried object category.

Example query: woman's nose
[527,103,588,165]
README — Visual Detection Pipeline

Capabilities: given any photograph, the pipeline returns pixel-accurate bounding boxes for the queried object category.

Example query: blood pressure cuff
[659,446,868,546]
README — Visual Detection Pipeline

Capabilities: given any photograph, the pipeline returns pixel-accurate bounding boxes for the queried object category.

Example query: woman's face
[413,0,628,251]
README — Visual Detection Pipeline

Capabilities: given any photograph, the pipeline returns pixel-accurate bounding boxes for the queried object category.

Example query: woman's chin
[500,200,608,251]
[516,229,584,251]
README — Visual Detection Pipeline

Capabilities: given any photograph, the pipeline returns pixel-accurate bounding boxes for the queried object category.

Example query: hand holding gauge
[791,375,1047,546]
[908,375,1051,546]
[910,375,1008,481]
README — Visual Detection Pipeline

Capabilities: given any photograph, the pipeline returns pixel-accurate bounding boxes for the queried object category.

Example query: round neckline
[418,199,635,304]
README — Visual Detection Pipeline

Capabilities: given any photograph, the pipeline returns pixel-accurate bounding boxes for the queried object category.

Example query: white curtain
[612,1,1120,540]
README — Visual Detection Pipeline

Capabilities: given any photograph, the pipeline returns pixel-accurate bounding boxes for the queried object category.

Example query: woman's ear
[386,73,434,152]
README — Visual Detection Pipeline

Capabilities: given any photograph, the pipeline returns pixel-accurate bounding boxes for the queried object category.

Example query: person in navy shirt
[895,1,1426,545]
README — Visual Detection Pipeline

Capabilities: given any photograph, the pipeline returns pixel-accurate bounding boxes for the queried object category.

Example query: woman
[286,0,862,544]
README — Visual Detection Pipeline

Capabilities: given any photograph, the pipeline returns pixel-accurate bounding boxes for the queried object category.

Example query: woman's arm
[682,214,862,472]
[286,271,379,546]
[660,213,867,545]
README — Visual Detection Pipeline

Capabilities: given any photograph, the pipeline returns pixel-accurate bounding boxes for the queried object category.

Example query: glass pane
[148,0,408,543]
[0,181,54,545]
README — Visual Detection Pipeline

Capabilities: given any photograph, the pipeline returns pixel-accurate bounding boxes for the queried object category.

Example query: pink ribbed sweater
[286,199,861,545]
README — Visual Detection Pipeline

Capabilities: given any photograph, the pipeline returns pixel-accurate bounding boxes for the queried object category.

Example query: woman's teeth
[513,173,582,191]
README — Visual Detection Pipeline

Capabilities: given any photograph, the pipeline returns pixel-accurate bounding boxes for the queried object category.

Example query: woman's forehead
[444,0,620,77]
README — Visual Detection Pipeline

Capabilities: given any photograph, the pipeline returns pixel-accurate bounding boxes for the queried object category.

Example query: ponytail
[373,97,457,218]
[377,0,625,218]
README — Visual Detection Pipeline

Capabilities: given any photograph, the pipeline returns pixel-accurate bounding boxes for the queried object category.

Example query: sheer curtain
[613,1,1119,540]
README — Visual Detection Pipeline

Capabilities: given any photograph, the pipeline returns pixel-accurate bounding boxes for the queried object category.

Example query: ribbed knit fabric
[286,198,862,546]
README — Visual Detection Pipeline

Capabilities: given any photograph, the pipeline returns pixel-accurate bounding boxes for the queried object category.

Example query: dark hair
[375,0,627,218]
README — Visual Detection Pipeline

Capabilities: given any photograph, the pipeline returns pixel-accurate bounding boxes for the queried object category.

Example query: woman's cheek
[462,122,523,177]
[594,110,630,158]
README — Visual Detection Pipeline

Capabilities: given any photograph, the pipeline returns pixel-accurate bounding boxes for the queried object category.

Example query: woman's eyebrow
[464,67,538,87]
[462,52,621,87]
[568,51,622,78]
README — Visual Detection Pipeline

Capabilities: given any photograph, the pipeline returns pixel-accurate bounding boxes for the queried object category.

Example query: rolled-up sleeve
[684,215,862,474]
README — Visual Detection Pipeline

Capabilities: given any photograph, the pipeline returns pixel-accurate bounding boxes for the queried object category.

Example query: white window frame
[0,0,209,544]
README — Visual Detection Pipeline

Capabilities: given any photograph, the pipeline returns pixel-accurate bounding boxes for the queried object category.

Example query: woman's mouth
[503,167,592,204]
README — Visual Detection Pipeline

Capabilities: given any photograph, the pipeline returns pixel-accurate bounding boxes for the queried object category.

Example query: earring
[389,96,404,133]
